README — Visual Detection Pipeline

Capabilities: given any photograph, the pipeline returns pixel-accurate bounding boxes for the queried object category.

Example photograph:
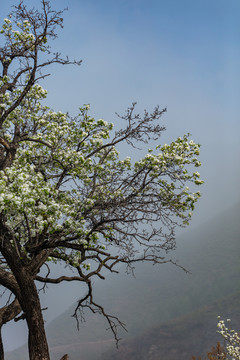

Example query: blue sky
[1,0,240,350]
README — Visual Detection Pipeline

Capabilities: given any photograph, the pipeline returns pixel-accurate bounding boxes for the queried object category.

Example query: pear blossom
[217,317,240,359]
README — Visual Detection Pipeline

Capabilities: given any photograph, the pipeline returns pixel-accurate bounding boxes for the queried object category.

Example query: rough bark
[15,270,50,360]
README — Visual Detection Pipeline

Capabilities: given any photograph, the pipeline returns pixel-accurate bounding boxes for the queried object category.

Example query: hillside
[102,290,240,360]
[6,202,240,360]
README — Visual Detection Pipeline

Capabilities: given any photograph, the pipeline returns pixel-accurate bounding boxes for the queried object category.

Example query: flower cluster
[0,17,36,51]
[0,85,121,250]
[134,134,203,223]
[217,317,240,359]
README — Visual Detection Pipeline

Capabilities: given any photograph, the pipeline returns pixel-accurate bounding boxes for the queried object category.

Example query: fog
[1,0,240,352]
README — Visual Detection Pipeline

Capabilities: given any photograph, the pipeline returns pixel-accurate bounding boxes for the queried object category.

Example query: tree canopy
[0,1,203,359]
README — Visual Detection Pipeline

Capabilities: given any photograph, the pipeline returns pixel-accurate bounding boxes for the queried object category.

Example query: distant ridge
[102,290,240,360]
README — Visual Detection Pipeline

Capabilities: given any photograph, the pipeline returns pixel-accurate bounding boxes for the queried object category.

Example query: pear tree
[0,1,203,359]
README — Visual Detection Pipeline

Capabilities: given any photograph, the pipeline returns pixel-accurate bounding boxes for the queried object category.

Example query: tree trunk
[0,229,50,359]
[14,270,50,360]
[0,245,50,359]
[27,302,50,360]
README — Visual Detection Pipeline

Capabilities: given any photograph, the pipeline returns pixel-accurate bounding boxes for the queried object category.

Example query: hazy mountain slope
[7,202,240,360]
[102,290,240,360]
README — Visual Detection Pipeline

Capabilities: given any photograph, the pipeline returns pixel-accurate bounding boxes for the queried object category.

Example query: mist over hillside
[6,202,240,360]
[102,291,240,360]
